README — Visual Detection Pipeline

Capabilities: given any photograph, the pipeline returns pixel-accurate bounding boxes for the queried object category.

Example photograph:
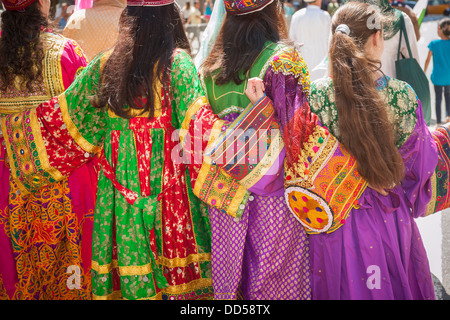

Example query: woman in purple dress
[198,0,312,300]
[302,2,438,299]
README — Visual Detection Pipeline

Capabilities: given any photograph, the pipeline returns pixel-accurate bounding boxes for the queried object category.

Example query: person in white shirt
[188,0,202,25]
[345,0,419,78]
[289,0,331,81]
[182,1,191,24]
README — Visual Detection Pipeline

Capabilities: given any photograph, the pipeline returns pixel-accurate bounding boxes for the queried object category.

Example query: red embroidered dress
[0,31,97,300]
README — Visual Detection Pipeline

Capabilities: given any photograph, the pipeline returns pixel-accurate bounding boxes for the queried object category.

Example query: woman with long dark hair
[0,0,97,299]
[1,0,247,300]
[199,0,312,300]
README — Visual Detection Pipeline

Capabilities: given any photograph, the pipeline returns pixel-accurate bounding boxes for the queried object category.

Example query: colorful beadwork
[269,48,310,96]
[285,186,333,233]
[1,108,60,194]
[195,160,249,219]
[284,125,368,234]
[427,125,450,215]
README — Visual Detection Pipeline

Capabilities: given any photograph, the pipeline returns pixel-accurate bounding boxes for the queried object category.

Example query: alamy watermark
[66,265,81,290]
[366,265,382,290]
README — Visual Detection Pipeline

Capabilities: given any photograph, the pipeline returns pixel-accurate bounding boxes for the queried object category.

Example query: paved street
[415,14,450,300]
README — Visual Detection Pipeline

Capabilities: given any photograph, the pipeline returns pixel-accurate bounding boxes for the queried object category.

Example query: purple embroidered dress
[307,76,438,299]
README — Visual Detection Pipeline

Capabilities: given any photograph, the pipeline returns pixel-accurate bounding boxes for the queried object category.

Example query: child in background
[204,0,212,21]
[425,18,450,126]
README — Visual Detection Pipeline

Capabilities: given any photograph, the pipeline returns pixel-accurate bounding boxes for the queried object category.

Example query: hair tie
[335,24,350,36]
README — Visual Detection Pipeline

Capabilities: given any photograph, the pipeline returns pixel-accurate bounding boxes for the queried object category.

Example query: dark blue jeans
[435,85,450,124]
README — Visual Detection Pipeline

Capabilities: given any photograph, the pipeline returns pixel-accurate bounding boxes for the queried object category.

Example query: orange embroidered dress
[0,31,97,300]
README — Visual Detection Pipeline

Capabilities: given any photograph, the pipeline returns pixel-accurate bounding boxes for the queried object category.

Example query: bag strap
[397,12,413,60]
[397,14,403,60]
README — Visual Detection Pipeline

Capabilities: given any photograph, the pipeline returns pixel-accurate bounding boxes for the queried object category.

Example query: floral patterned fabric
[309,76,418,148]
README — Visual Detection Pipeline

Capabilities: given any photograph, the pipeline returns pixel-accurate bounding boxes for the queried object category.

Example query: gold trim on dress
[49,33,67,98]
[124,292,162,300]
[58,93,102,154]
[92,290,124,300]
[0,33,67,116]
[91,259,119,274]
[426,172,437,216]
[91,259,153,276]
[100,49,113,70]
[240,131,284,189]
[93,290,164,300]
[156,253,211,268]
[92,279,213,300]
[0,110,65,195]
[180,96,209,143]
[0,118,29,195]
[161,278,213,295]
[92,253,212,276]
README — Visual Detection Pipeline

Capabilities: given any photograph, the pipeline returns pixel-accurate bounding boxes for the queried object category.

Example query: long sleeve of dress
[262,47,317,172]
[0,52,108,195]
[262,53,368,235]
[206,47,313,197]
[398,99,438,218]
[208,47,370,235]
[171,50,250,218]
[60,38,89,88]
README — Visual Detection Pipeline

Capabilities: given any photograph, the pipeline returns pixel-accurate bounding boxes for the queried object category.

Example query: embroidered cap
[223,0,274,15]
[1,0,38,11]
[127,0,174,6]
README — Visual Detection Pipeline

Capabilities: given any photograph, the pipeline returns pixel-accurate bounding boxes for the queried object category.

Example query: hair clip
[335,24,350,36]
